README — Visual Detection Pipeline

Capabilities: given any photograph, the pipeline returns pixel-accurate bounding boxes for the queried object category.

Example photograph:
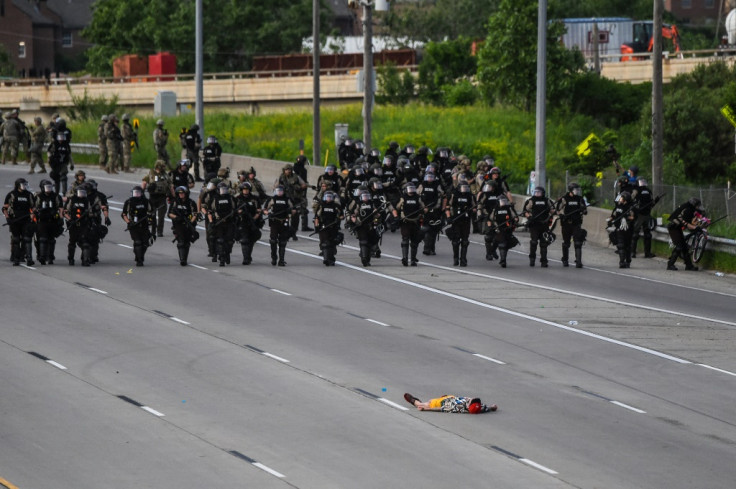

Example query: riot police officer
[33,179,64,265]
[48,121,72,195]
[666,197,703,271]
[264,185,295,266]
[393,183,425,266]
[64,184,92,266]
[488,196,519,268]
[202,135,223,176]
[170,159,195,190]
[631,177,659,258]
[121,186,153,266]
[3,178,35,266]
[168,186,199,266]
[350,191,382,267]
[478,180,500,261]
[445,182,474,267]
[418,171,445,256]
[142,161,173,237]
[556,182,587,268]
[234,182,263,265]
[208,182,236,266]
[184,124,203,181]
[608,191,637,268]
[522,186,556,267]
[276,164,308,240]
[86,180,111,264]
[314,190,344,266]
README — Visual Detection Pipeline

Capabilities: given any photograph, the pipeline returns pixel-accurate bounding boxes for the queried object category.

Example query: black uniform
[202,142,223,176]
[556,190,587,268]
[87,187,110,264]
[48,129,72,195]
[3,184,35,265]
[351,195,382,267]
[489,201,519,268]
[265,191,294,266]
[395,189,425,266]
[185,126,203,180]
[445,187,474,267]
[209,189,236,266]
[314,195,343,266]
[609,197,637,268]
[122,194,153,266]
[234,190,262,265]
[522,192,555,267]
[418,175,444,256]
[65,193,92,266]
[631,184,658,258]
[666,199,701,271]
[168,194,199,266]
[33,187,64,265]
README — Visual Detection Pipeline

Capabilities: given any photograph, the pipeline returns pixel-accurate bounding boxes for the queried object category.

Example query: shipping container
[113,54,148,79]
[149,52,177,81]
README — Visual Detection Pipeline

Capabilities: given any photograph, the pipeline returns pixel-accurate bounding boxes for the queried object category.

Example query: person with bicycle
[666,197,703,271]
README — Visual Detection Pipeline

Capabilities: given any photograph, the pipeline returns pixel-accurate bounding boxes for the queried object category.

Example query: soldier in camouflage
[28,117,48,174]
[97,115,108,169]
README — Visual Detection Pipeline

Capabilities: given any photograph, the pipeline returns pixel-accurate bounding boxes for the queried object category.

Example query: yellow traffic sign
[720,105,736,128]
[576,133,600,156]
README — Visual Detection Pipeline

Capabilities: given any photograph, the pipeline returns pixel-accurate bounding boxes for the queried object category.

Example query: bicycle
[684,213,711,264]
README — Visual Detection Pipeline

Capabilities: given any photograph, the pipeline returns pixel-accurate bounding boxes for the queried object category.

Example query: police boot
[38,239,48,265]
[561,245,570,267]
[401,243,409,266]
[133,246,144,266]
[24,238,34,266]
[452,241,460,266]
[667,249,679,270]
[574,246,583,268]
[81,245,91,267]
[327,246,337,266]
[278,242,287,266]
[485,239,495,261]
[540,245,548,267]
[270,240,278,266]
[217,240,226,266]
[410,244,419,266]
[360,244,371,267]
[178,246,188,266]
[241,242,252,265]
[48,240,56,264]
[67,243,75,266]
[11,238,21,266]
[529,241,537,267]
[460,241,469,267]
[643,237,655,258]
[499,246,507,268]
[631,236,638,258]
[490,241,499,260]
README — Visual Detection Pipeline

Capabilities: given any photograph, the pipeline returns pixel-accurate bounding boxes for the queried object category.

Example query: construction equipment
[620,22,681,61]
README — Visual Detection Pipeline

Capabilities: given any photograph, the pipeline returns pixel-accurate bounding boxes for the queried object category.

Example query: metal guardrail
[594,47,736,62]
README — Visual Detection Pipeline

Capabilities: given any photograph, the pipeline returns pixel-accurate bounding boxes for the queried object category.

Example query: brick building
[666,0,729,25]
[0,0,93,78]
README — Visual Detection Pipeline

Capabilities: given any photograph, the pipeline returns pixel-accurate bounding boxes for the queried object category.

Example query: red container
[113,54,148,80]
[149,52,177,81]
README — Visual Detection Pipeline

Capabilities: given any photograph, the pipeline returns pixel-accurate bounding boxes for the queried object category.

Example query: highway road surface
[1,166,735,489]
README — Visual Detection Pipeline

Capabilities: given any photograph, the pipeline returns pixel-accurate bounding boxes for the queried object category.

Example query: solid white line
[473,353,506,365]
[20,264,36,270]
[117,243,133,249]
[378,398,410,411]
[270,288,292,296]
[141,406,165,417]
[170,317,190,325]
[520,458,559,475]
[610,401,647,414]
[109,206,124,211]
[88,287,108,295]
[698,364,736,377]
[252,462,285,478]
[366,318,390,327]
[189,264,208,270]
[263,352,290,363]
[46,360,68,370]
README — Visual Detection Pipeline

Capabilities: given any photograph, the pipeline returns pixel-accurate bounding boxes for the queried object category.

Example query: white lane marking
[378,398,410,411]
[20,264,37,270]
[88,287,108,295]
[286,248,691,365]
[270,288,291,296]
[141,406,165,417]
[366,318,390,327]
[188,264,208,270]
[610,401,647,414]
[117,243,133,249]
[170,317,190,325]
[299,236,736,328]
[252,462,285,478]
[519,458,559,475]
[263,352,290,363]
[46,360,68,370]
[473,353,506,365]
[108,206,123,211]
[698,364,736,377]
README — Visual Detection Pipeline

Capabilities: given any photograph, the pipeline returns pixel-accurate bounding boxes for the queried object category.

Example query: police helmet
[87,180,98,191]
[417,146,428,155]
[207,135,217,145]
[176,185,189,195]
[459,184,470,193]
[489,166,501,176]
[238,182,251,192]
[637,178,648,187]
[190,123,199,131]
[217,182,229,195]
[179,158,191,167]
[354,140,365,150]
[370,148,381,158]
[424,172,436,182]
[437,147,449,158]
[688,197,702,208]
[382,155,395,167]
[325,165,336,174]
[371,180,383,191]
[43,181,55,193]
[344,138,354,147]
[76,187,87,198]
[14,178,28,190]
[131,186,144,198]
[533,186,545,197]
[370,164,383,177]
[404,144,415,155]
[274,185,285,197]
[404,183,417,195]
[323,191,336,203]
[360,191,371,202]
[620,191,631,202]
[352,166,364,176]
[388,141,400,151]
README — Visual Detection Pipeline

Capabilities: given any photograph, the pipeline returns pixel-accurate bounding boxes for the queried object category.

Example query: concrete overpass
[1,53,733,117]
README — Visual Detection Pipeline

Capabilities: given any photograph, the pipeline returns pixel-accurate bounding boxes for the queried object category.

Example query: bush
[566,72,649,127]
[443,80,479,107]
[65,84,119,122]
[376,64,414,106]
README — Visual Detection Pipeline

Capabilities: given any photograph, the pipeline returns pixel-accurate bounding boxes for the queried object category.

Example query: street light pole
[313,0,321,167]
[195,0,204,140]
[534,0,548,190]
[362,1,373,150]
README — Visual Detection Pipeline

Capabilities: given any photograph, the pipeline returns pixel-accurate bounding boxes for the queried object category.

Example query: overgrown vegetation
[65,85,119,122]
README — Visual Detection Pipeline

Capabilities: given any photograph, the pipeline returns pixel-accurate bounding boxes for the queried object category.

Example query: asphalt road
[2,165,735,489]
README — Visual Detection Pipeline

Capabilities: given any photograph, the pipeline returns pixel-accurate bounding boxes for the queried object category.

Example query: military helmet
[154,161,167,172]
[34,116,42,124]
[283,164,293,172]
[101,114,108,122]
[122,113,130,121]
[157,119,164,126]
[217,167,229,178]
[75,170,86,178]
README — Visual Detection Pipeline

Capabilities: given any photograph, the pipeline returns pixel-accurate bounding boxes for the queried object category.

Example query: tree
[0,44,16,77]
[416,37,476,105]
[549,0,652,20]
[477,0,584,111]
[83,0,332,75]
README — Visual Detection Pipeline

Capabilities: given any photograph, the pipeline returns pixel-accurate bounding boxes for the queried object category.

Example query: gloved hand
[619,218,629,231]
[69,162,74,171]
[104,217,112,226]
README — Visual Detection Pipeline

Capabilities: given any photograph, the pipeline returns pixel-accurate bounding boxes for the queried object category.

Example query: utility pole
[195,0,204,140]
[313,0,321,166]
[534,0,548,190]
[362,2,373,150]
[652,0,664,189]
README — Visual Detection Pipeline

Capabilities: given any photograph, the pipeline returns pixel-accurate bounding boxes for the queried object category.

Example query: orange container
[149,52,177,80]
[113,54,148,80]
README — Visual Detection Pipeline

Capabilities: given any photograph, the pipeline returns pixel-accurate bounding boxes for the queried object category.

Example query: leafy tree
[376,63,414,105]
[83,0,332,75]
[416,37,476,104]
[549,0,653,20]
[0,44,16,77]
[477,0,584,111]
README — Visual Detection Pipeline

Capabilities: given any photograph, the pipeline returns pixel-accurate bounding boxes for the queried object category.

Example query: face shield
[131,188,143,198]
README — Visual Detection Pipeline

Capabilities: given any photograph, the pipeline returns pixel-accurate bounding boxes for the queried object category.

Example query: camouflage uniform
[97,115,108,169]
[28,118,48,174]
[142,162,173,236]
[105,115,122,174]
[275,164,307,240]
[1,111,22,165]
[153,120,170,169]
[121,115,136,172]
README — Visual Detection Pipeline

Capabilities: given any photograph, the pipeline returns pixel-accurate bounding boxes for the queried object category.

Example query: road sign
[576,133,600,156]
[720,104,736,128]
